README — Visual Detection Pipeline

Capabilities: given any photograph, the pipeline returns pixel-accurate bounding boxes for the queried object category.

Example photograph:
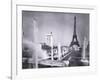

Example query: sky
[22,11,89,46]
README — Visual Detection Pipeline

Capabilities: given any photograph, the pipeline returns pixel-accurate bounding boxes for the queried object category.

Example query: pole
[50,32,53,61]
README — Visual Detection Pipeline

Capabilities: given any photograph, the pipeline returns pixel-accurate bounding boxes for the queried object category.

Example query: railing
[60,51,72,60]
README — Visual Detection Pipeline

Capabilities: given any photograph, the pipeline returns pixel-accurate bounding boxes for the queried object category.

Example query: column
[58,43,61,60]
[33,19,38,68]
[82,37,86,60]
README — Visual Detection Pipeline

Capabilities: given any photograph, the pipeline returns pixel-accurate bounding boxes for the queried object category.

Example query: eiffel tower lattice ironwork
[70,16,80,47]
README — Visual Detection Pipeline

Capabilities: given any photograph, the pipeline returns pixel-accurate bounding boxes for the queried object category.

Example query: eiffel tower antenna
[70,16,80,47]
[74,16,76,36]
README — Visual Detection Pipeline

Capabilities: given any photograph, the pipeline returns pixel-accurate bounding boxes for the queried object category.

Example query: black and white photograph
[22,11,89,69]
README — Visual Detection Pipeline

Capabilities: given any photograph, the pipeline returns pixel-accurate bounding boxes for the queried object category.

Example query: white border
[12,2,97,80]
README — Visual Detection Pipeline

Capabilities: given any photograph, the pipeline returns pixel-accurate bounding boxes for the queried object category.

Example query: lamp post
[46,32,54,61]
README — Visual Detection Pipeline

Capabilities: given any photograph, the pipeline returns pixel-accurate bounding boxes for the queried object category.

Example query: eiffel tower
[70,16,80,47]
